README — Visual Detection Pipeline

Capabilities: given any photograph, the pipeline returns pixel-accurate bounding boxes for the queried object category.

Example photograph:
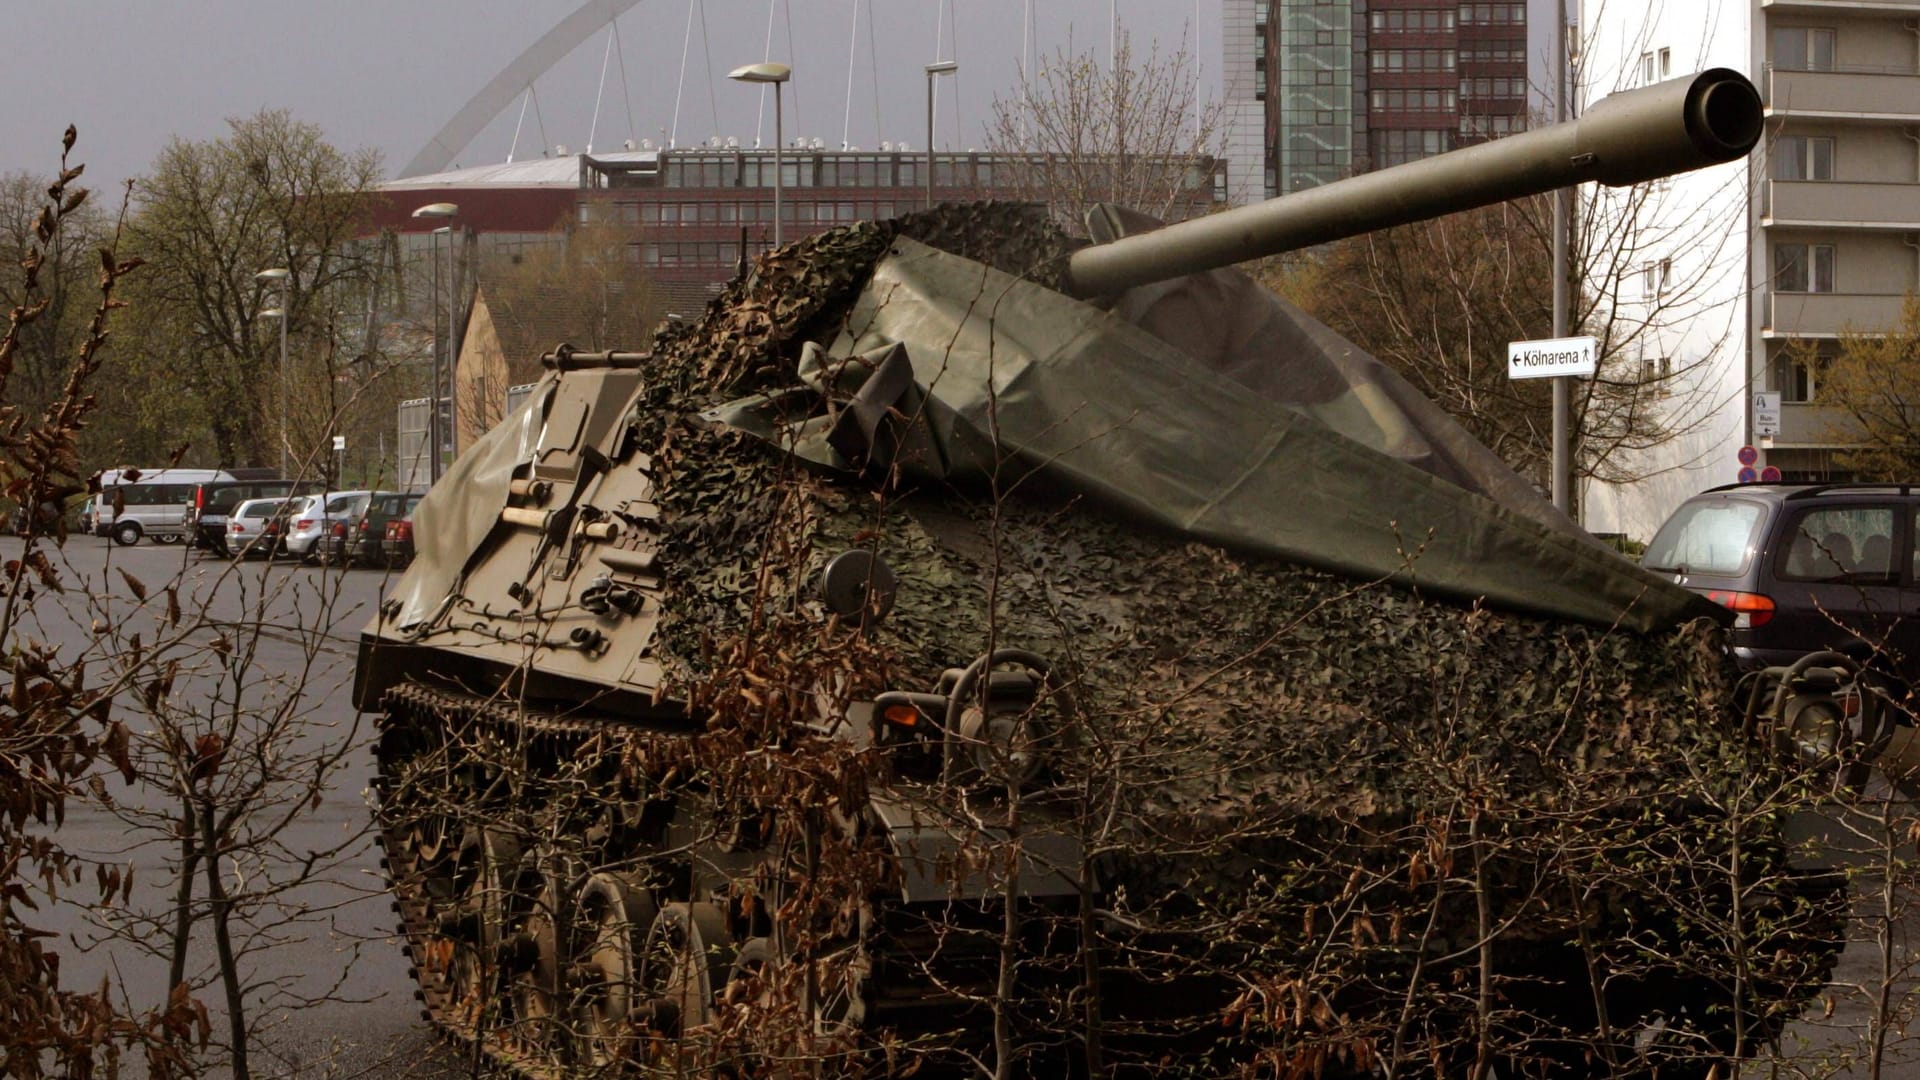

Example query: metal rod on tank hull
[1059,69,1764,299]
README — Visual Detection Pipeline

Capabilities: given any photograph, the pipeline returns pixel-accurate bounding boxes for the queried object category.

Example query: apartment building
[1755,8,1920,478]
[1582,0,1920,539]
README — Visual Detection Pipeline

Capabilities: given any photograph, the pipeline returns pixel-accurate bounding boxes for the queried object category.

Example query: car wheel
[156,533,183,545]
[113,521,142,546]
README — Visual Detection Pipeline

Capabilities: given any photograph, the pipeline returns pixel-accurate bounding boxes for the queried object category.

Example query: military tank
[358,69,1846,1077]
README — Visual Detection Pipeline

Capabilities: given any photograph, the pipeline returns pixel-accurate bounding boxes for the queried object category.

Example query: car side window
[1779,506,1896,583]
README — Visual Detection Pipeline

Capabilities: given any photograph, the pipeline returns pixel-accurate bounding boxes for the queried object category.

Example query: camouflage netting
[624,205,1838,1073]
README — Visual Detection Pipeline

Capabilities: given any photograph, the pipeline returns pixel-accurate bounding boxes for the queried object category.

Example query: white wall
[1579,0,1756,541]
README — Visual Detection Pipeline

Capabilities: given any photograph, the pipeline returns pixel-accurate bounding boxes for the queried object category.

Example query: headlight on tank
[955,701,1045,789]
[940,649,1072,795]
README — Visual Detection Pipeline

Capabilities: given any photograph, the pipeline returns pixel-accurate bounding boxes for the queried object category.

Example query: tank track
[373,679,1035,1077]
[375,679,622,1077]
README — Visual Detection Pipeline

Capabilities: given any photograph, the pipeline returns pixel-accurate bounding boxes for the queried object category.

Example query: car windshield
[325,494,364,515]
[1643,498,1766,576]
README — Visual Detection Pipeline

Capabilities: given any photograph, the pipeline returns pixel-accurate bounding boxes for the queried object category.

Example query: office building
[1219,0,1532,202]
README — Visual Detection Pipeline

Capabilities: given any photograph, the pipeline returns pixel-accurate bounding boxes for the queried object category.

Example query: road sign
[332,435,347,451]
[1753,392,1781,438]
[1738,466,1758,484]
[1761,465,1782,482]
[1737,445,1758,466]
[1508,336,1598,380]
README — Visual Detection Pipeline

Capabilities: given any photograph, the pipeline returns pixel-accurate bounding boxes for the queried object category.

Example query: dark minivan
[1642,483,1920,681]
[187,479,324,555]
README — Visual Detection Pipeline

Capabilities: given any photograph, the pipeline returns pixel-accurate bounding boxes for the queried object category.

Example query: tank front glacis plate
[361,367,666,706]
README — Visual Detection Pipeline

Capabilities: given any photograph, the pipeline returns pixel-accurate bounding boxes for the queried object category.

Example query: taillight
[1705,589,1775,628]
[331,522,346,537]
[296,519,314,529]
[230,522,244,534]
[396,521,413,541]
[358,519,370,534]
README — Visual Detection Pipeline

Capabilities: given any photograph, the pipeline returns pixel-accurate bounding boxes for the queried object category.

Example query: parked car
[382,509,416,569]
[227,497,292,559]
[92,467,262,545]
[187,478,323,555]
[280,491,373,562]
[1641,483,1920,683]
[328,491,420,567]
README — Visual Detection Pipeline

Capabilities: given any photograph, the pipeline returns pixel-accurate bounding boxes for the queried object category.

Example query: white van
[92,467,274,545]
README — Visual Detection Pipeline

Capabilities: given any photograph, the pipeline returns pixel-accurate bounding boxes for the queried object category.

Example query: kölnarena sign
[1508,336,1598,380]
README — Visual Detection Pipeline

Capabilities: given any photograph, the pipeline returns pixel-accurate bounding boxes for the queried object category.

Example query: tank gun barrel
[1061,68,1763,299]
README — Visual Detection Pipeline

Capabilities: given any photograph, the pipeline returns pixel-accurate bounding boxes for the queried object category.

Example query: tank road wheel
[435,828,521,1035]
[641,901,736,1040]
[571,872,659,1068]
[501,860,575,1062]
[808,900,874,1040]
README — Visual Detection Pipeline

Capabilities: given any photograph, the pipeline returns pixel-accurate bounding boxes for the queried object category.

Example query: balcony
[1762,0,1920,13]
[1773,402,1863,447]
[1764,291,1906,337]
[1767,66,1920,121]
[1764,180,1920,229]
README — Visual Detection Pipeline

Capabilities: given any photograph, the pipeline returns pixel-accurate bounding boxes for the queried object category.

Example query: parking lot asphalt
[3,533,462,1079]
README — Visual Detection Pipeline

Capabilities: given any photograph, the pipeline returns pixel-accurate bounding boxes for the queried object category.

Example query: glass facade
[1275,0,1357,193]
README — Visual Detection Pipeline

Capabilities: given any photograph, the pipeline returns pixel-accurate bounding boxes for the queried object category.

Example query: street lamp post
[411,202,458,485]
[254,267,290,477]
[925,61,958,211]
[729,62,792,248]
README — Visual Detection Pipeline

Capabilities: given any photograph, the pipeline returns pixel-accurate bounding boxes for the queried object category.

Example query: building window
[1459,113,1525,136]
[1638,49,1673,83]
[1368,9,1457,32]
[1772,135,1835,181]
[1460,77,1527,98]
[1774,243,1835,293]
[1461,43,1526,64]
[1642,258,1673,297]
[1370,128,1453,166]
[1642,354,1673,391]
[1774,27,1836,72]
[1371,88,1459,112]
[1771,346,1831,403]
[1370,49,1456,73]
[1459,3,1525,25]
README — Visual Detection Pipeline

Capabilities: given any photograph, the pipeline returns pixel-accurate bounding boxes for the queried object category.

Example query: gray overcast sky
[2,1,1219,191]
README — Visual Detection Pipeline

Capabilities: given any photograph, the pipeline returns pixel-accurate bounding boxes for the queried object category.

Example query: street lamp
[411,202,458,485]
[254,267,290,477]
[729,62,791,247]
[925,61,958,211]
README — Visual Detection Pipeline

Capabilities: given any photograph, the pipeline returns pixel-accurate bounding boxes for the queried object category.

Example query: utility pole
[1550,0,1573,517]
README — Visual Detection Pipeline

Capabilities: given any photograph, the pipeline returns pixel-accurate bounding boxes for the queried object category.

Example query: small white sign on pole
[1508,336,1598,380]
[1753,392,1781,438]
[332,435,347,452]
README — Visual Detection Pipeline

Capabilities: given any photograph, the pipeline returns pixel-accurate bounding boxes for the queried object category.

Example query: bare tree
[0,127,207,1079]
[986,30,1225,231]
